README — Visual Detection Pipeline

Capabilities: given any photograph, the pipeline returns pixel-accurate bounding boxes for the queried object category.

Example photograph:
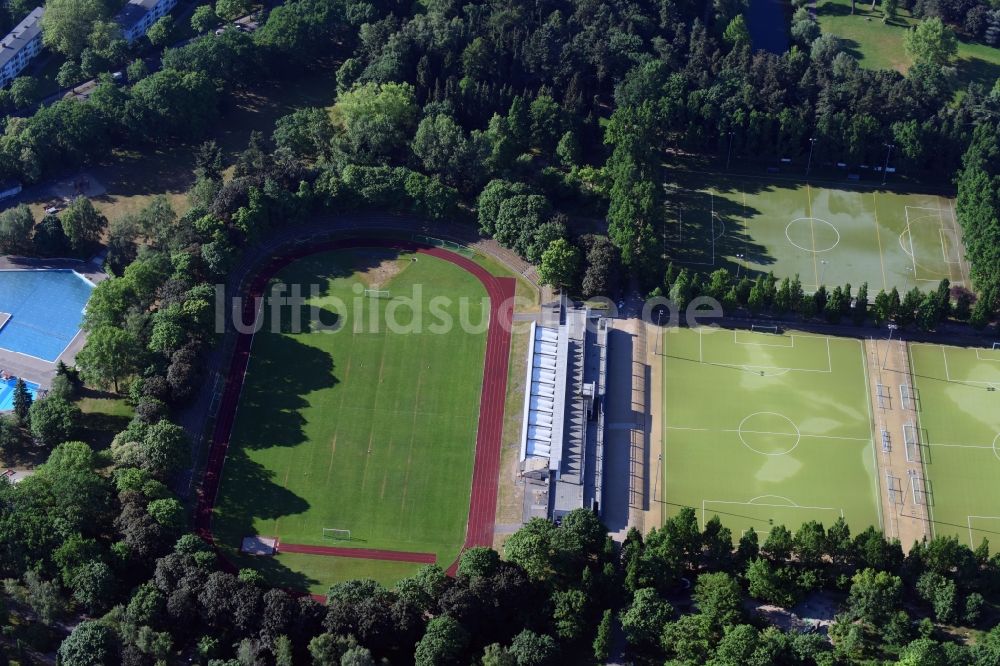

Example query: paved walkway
[866,338,930,549]
[602,318,651,540]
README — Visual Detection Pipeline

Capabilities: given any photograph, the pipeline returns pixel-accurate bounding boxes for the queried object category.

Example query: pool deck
[0,252,106,388]
[0,254,107,285]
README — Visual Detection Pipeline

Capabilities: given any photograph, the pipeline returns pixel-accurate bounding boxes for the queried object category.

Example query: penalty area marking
[696,329,833,374]
[901,206,954,282]
[734,329,795,348]
[701,495,844,530]
[941,345,1000,389]
[786,217,841,254]
[967,515,1000,548]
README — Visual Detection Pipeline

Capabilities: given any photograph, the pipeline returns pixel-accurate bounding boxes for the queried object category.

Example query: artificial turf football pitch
[664,172,968,294]
[908,343,1000,548]
[212,249,490,591]
[661,327,883,538]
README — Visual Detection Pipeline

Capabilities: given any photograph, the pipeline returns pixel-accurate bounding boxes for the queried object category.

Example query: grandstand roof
[519,322,567,466]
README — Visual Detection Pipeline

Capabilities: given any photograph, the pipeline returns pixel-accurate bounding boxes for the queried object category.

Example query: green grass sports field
[212,249,488,592]
[814,0,1000,93]
[661,327,882,538]
[666,172,967,293]
[909,343,1000,548]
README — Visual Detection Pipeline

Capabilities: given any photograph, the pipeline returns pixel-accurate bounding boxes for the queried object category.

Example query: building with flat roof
[0,7,44,88]
[115,0,177,43]
[519,306,609,521]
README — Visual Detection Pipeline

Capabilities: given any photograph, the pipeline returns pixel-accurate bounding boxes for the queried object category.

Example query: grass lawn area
[78,393,134,450]
[816,0,1000,92]
[908,343,1000,548]
[213,248,489,593]
[662,327,881,538]
[667,170,967,293]
[228,550,424,591]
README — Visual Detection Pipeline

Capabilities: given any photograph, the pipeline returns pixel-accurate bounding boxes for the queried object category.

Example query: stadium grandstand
[519,305,609,521]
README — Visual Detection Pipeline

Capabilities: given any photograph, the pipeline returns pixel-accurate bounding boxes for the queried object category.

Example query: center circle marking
[785,217,841,253]
[738,412,801,456]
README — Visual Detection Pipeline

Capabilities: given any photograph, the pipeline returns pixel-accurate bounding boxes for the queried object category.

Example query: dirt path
[865,337,930,549]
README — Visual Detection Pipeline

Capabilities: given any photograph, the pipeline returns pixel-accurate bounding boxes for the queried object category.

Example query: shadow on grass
[215,451,311,534]
[233,331,339,452]
[667,175,775,276]
[76,388,133,451]
[838,36,866,62]
[956,54,1000,92]
[224,548,320,593]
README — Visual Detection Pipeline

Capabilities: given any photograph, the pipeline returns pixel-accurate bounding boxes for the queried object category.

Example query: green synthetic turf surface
[213,249,488,593]
[909,343,1000,548]
[661,327,882,538]
[666,172,965,293]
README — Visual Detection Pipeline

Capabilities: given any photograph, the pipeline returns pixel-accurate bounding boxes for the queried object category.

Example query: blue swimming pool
[0,269,95,362]
[0,376,38,411]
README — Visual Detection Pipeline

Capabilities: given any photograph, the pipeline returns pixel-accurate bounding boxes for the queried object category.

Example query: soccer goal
[903,423,921,463]
[900,384,915,411]
[322,528,352,541]
[751,324,780,335]
[363,289,391,299]
[909,471,929,506]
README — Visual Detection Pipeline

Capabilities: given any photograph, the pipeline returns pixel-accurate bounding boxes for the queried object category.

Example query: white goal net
[903,423,921,463]
[322,528,352,541]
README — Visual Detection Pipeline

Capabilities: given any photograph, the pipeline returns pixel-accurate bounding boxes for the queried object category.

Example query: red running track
[194,238,515,581]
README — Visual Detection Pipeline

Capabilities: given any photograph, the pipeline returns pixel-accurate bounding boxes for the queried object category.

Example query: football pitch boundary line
[701,496,845,531]
[967,515,1000,548]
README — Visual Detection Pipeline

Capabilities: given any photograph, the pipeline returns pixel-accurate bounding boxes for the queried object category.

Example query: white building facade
[115,0,178,44]
[0,7,45,88]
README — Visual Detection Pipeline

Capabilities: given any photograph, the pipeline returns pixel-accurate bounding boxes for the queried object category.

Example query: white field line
[860,337,884,531]
[701,499,844,529]
[967,515,1000,548]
